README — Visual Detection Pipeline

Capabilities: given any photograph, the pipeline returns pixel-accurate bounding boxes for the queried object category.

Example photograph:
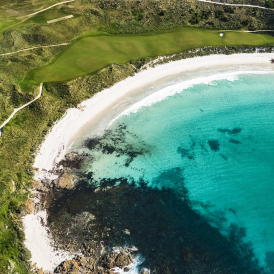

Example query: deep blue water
[63,72,274,273]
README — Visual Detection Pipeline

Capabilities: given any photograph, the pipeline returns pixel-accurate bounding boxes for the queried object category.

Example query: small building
[220,32,224,37]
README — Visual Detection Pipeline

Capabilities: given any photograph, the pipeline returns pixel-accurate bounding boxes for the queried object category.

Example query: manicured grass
[32,27,274,83]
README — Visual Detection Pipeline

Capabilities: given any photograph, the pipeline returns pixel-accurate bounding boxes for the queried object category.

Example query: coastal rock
[41,179,52,187]
[54,173,76,189]
[79,255,97,272]
[127,246,138,253]
[54,244,133,274]
[59,152,90,169]
[115,252,134,267]
[97,266,115,274]
[101,251,134,269]
[139,269,149,274]
[73,211,96,227]
[35,182,49,192]
[55,258,81,274]
[101,252,117,269]
[123,229,130,235]
[24,199,34,214]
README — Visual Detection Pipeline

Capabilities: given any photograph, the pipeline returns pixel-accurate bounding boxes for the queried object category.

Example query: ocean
[50,69,274,273]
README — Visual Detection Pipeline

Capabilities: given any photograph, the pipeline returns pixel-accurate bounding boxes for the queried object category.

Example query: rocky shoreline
[27,125,266,274]
[28,152,147,274]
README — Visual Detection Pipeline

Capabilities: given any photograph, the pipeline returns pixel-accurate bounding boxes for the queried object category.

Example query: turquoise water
[70,72,274,273]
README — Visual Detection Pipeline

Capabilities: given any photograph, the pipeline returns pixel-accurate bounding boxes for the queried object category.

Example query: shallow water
[53,72,274,273]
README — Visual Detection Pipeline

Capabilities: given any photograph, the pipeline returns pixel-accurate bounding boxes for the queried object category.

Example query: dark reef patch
[208,139,220,151]
[47,168,264,274]
[220,153,228,160]
[177,146,194,160]
[84,124,150,167]
[218,128,242,135]
[265,252,274,273]
[229,138,241,144]
[58,152,89,169]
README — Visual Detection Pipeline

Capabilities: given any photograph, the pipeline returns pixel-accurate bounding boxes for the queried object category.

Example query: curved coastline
[33,53,274,180]
[26,53,274,272]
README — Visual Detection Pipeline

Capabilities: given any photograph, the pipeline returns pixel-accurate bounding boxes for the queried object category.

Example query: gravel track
[0,83,43,133]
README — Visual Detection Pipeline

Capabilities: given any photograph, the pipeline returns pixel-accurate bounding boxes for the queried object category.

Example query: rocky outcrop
[101,251,134,269]
[140,269,149,274]
[55,259,81,274]
[54,173,76,189]
[58,152,90,170]
[55,249,135,274]
[30,150,139,274]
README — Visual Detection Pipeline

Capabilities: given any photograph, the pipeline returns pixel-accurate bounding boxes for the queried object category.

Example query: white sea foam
[108,70,273,127]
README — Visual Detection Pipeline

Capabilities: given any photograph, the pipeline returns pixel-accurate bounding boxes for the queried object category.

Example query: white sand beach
[22,210,74,272]
[26,52,274,272]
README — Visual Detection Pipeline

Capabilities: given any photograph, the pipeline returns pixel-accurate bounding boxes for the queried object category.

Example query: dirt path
[0,43,68,56]
[197,0,274,11]
[0,83,43,133]
[24,0,76,18]
[47,14,74,24]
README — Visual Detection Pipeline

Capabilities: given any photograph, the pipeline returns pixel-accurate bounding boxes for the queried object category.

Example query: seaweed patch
[84,123,150,167]
[229,138,241,145]
[208,139,220,151]
[218,128,242,135]
[177,146,194,160]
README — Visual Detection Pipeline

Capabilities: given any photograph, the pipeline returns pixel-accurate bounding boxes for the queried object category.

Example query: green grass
[0,183,5,194]
[32,27,274,83]
[0,16,20,39]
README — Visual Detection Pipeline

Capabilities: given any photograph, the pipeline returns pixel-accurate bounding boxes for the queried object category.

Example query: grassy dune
[33,27,274,83]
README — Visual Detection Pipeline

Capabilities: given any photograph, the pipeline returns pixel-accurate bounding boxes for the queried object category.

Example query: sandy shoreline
[25,53,274,272]
[33,53,274,180]
[22,210,74,272]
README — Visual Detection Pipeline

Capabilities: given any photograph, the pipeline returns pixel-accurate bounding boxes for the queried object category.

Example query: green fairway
[32,27,274,83]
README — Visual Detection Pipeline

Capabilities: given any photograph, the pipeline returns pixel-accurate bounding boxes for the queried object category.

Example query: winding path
[0,83,43,134]
[197,0,274,11]
[24,0,76,18]
[0,43,68,56]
